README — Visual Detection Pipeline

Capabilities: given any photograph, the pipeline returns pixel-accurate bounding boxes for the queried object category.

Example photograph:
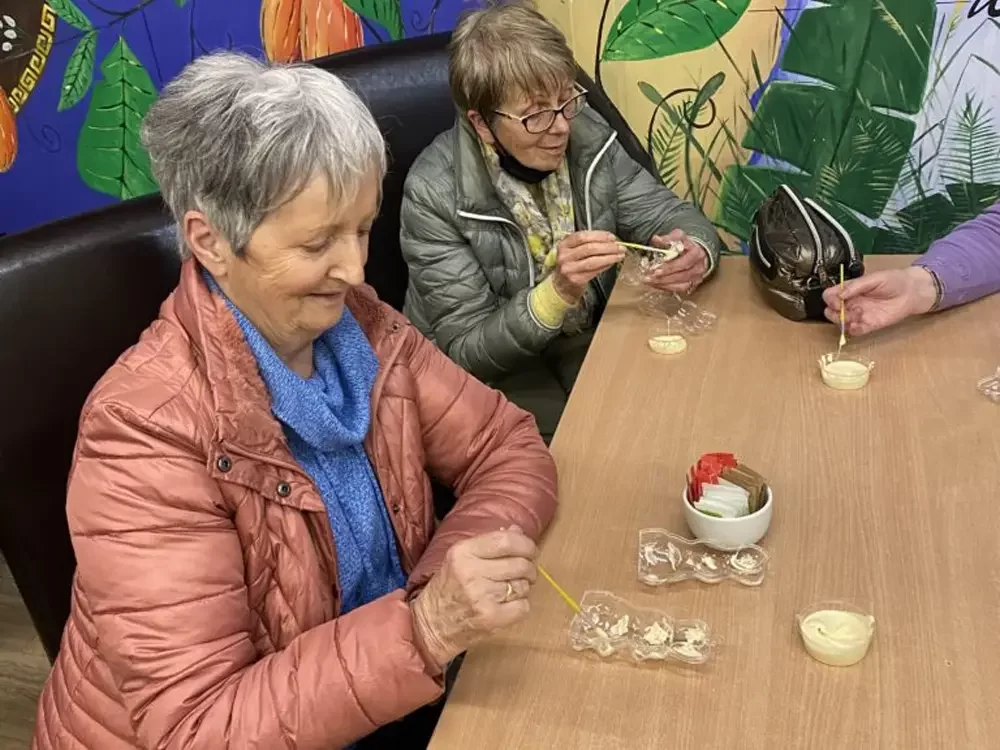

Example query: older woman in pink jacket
[32,52,557,749]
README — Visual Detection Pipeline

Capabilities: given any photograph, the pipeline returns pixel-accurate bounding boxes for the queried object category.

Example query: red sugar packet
[687,452,741,504]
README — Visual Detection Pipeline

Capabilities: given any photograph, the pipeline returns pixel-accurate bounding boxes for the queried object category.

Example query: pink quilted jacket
[32,259,558,749]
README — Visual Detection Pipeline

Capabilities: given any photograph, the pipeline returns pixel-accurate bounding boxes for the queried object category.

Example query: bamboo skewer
[837,263,847,358]
[617,240,678,256]
[537,564,582,614]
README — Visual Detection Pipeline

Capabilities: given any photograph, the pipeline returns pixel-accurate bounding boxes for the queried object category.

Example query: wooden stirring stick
[537,564,582,614]
[837,263,847,357]
[617,240,675,256]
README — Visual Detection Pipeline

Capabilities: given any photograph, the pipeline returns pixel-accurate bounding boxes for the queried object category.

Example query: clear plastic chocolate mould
[977,367,1000,403]
[638,291,717,334]
[618,241,683,286]
[568,590,713,664]
[638,529,770,587]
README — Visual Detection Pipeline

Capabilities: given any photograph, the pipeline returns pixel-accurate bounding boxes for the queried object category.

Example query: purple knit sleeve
[912,201,1000,310]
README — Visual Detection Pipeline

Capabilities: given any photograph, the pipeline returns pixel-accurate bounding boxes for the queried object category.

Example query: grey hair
[141,51,387,259]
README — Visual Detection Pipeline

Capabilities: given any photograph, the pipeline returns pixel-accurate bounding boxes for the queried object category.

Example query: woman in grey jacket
[399,3,722,441]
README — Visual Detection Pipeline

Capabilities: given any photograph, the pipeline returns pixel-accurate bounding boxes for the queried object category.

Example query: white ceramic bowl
[682,486,773,550]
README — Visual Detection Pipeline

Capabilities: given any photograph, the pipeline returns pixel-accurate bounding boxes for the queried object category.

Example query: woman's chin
[530,150,566,171]
[307,294,347,328]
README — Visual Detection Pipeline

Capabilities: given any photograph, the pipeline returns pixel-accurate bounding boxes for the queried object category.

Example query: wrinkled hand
[410,527,538,670]
[821,267,938,336]
[645,230,710,293]
[552,230,625,302]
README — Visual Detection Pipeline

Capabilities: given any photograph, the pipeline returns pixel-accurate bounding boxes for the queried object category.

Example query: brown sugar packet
[722,465,769,514]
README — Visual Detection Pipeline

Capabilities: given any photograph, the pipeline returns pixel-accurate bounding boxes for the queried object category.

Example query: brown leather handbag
[748,185,864,321]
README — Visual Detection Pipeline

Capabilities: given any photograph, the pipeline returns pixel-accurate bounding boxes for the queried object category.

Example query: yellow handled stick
[838,264,847,353]
[537,564,581,614]
[617,240,682,259]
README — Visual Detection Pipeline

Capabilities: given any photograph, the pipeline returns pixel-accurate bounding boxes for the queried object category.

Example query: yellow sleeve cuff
[529,276,574,330]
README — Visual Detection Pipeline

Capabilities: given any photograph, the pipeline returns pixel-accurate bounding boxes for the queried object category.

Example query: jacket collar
[453,107,616,217]
[170,259,399,506]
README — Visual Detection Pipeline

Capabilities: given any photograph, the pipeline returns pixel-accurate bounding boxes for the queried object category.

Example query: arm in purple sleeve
[912,201,1000,311]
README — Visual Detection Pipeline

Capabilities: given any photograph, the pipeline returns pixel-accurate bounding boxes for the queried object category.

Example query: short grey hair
[141,51,387,259]
[450,2,576,117]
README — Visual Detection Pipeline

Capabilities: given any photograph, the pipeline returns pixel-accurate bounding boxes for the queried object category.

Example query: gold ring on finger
[503,581,515,603]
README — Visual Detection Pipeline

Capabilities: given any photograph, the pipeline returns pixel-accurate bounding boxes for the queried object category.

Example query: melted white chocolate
[799,609,875,666]
[819,355,872,390]
[608,615,630,637]
[642,621,672,646]
[648,334,687,355]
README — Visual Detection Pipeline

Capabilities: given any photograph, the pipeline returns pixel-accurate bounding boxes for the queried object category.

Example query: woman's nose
[332,237,366,286]
[549,111,571,135]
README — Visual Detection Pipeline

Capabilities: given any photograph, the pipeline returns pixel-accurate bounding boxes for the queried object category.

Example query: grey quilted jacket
[400,107,722,382]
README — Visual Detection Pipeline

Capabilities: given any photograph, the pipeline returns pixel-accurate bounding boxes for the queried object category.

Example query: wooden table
[429,256,1000,750]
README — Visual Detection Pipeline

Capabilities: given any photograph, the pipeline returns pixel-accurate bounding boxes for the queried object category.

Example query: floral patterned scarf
[480,140,597,334]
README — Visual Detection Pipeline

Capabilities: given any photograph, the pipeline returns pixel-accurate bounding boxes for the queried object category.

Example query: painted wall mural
[0,0,482,236]
[543,0,1000,254]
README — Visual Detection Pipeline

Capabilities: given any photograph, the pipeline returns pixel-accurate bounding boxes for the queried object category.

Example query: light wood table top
[429,256,1000,750]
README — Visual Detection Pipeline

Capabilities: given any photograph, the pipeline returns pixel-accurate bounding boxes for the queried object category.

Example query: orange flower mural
[261,0,369,64]
[0,87,16,173]
[261,0,303,63]
[301,0,363,59]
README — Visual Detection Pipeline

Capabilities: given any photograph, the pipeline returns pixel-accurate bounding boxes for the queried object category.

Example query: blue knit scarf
[209,276,406,613]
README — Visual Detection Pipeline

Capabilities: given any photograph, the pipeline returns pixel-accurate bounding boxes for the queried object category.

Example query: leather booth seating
[0,32,654,663]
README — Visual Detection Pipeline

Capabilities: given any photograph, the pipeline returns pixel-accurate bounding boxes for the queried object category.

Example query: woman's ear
[182,210,232,278]
[467,109,494,145]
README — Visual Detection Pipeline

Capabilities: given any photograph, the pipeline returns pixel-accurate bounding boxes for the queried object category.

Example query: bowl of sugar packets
[682,452,773,550]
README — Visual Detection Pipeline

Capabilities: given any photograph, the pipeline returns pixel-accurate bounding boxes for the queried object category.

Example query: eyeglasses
[494,87,588,134]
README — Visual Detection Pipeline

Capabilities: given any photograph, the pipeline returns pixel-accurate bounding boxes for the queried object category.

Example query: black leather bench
[0,31,653,661]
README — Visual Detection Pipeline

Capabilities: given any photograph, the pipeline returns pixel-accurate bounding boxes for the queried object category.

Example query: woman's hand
[410,526,538,670]
[552,231,625,302]
[821,267,938,336]
[645,229,710,293]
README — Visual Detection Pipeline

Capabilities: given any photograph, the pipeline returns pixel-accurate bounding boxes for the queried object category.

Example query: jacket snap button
[392,503,400,513]
[276,481,292,498]
[216,456,232,473]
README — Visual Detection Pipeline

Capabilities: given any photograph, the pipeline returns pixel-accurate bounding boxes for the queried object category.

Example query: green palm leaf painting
[873,94,1000,253]
[58,31,97,112]
[345,0,404,41]
[941,95,1000,188]
[639,73,726,205]
[649,111,684,190]
[76,38,159,199]
[603,0,751,62]
[716,0,936,252]
[48,0,93,31]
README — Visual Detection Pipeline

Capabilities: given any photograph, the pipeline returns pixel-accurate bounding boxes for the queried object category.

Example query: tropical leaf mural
[602,0,751,62]
[646,98,684,191]
[638,73,728,210]
[1,0,463,236]
[345,0,403,41]
[715,0,937,253]
[873,93,1000,253]
[57,30,97,112]
[76,37,159,199]
[47,0,92,31]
